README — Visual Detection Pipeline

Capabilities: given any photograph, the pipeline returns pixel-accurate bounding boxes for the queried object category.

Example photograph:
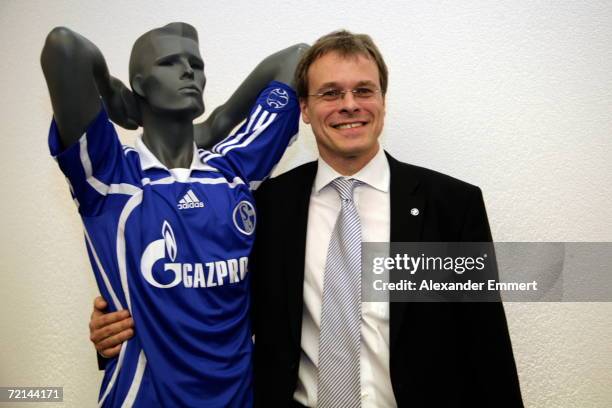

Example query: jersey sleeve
[200,81,300,189]
[48,108,127,217]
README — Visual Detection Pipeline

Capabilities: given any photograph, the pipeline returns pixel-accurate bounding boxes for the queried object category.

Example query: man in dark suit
[251,30,523,407]
[89,29,522,407]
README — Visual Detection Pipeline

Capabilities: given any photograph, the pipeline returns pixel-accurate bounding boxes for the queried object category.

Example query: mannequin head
[129,23,205,119]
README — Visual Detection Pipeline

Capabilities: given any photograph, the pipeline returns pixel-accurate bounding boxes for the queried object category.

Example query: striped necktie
[317,177,363,408]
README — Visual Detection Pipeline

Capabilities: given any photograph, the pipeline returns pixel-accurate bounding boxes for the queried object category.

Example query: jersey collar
[135,135,216,173]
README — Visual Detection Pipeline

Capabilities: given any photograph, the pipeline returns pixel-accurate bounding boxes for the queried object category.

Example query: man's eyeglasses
[308,87,381,102]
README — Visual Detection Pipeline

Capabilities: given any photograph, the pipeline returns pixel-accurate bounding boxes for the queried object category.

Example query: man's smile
[331,121,368,129]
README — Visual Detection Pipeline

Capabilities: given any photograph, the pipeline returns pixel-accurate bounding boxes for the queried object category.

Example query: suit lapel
[386,152,424,347]
[286,161,318,348]
[388,152,423,243]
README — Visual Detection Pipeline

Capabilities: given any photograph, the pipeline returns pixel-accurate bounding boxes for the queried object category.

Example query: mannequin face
[133,35,206,118]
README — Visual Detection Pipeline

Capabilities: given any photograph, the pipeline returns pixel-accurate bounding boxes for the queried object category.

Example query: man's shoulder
[256,160,317,195]
[255,154,484,199]
[387,153,482,199]
[253,161,316,223]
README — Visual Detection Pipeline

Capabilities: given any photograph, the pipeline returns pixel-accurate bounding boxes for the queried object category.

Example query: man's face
[136,35,206,118]
[300,51,385,167]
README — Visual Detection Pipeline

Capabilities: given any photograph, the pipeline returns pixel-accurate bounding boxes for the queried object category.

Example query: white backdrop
[1,1,611,406]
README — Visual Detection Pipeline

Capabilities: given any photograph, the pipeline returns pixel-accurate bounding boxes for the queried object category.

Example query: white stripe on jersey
[108,183,142,195]
[98,341,128,407]
[117,192,144,312]
[189,176,245,188]
[252,110,270,136]
[212,105,261,153]
[198,149,210,160]
[80,136,141,197]
[90,185,145,407]
[81,183,142,310]
[66,178,80,208]
[201,111,277,164]
[149,176,245,188]
[198,150,215,161]
[121,351,147,408]
[222,112,277,155]
[80,135,109,196]
[219,109,269,154]
[83,229,123,312]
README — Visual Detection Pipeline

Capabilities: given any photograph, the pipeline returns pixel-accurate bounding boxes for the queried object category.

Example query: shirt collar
[135,135,214,172]
[314,145,390,194]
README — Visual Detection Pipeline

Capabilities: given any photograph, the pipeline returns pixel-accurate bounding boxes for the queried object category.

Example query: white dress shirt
[293,146,397,407]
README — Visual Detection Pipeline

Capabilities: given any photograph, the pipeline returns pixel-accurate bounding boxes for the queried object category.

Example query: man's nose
[339,90,360,113]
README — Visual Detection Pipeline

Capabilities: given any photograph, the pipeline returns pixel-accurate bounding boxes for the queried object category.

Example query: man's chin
[336,141,378,158]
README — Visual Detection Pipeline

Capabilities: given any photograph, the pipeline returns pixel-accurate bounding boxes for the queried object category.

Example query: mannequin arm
[41,27,139,148]
[195,43,308,149]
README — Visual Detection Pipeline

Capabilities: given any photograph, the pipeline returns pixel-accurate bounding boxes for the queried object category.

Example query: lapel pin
[410,208,420,216]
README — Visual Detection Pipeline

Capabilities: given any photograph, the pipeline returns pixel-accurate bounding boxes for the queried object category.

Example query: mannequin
[41,23,305,158]
[42,22,306,407]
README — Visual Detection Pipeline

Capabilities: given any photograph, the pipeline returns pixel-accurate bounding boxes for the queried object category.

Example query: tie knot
[330,177,362,202]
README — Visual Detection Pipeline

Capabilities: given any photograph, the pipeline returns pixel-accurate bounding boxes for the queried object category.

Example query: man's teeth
[335,122,364,129]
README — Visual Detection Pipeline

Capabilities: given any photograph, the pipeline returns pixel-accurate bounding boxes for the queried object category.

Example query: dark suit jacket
[252,152,523,407]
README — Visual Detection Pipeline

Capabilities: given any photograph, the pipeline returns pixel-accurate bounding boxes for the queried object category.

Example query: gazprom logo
[141,221,181,288]
[266,87,289,109]
[140,221,249,289]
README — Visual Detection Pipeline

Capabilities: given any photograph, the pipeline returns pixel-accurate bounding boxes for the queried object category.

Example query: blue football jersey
[49,82,299,407]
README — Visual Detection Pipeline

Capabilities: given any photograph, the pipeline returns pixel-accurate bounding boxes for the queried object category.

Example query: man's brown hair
[295,30,389,98]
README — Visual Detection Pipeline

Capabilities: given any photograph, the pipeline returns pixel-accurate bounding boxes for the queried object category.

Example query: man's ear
[131,74,145,98]
[299,98,310,124]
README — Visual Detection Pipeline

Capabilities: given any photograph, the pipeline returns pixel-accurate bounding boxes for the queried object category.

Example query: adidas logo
[177,190,205,210]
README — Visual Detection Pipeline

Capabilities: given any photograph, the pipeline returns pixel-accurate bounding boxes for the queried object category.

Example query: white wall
[1,1,611,406]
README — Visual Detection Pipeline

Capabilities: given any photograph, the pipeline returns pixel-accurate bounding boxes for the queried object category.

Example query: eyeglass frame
[307,86,382,102]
